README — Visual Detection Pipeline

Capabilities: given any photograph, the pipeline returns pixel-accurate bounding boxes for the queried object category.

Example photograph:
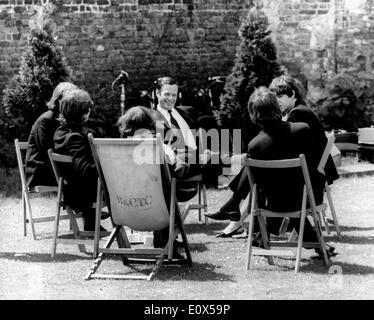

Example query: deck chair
[14,139,59,240]
[317,134,342,239]
[244,154,330,273]
[85,134,192,281]
[47,150,111,258]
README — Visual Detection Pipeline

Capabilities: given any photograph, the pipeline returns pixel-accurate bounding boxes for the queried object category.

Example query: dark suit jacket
[229,121,325,206]
[152,107,200,202]
[53,125,98,212]
[287,105,339,184]
[25,110,59,187]
[152,106,198,137]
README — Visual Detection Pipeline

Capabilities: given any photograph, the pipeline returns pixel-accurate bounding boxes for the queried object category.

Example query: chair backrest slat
[14,139,28,191]
[245,154,317,212]
[89,134,170,231]
[245,157,301,169]
[318,133,335,175]
[47,150,73,185]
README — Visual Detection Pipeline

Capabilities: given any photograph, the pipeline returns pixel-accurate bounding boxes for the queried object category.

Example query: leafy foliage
[0,27,72,167]
[315,69,374,131]
[215,7,283,147]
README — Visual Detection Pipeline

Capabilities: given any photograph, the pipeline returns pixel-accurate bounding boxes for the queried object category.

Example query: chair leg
[25,190,37,240]
[310,207,330,268]
[51,184,63,258]
[202,182,208,225]
[257,216,274,265]
[246,212,255,270]
[198,183,202,222]
[321,209,331,235]
[325,184,342,239]
[22,192,27,237]
[67,207,86,254]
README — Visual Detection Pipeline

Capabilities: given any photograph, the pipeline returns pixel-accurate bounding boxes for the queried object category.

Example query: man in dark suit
[206,74,338,225]
[53,88,105,231]
[208,87,331,252]
[152,76,204,203]
[25,82,77,187]
[269,74,339,184]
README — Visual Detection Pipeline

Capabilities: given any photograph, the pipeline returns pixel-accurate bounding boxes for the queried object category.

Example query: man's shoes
[84,224,107,232]
[314,244,336,259]
[204,209,240,222]
[101,211,110,220]
[251,232,264,248]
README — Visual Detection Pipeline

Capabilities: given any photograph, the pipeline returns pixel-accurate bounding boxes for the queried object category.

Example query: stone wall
[1,0,374,114]
[0,0,253,122]
[262,0,374,96]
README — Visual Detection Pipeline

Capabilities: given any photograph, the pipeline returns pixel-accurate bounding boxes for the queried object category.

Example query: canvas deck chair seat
[47,150,111,258]
[85,133,192,281]
[244,154,331,273]
[14,139,59,240]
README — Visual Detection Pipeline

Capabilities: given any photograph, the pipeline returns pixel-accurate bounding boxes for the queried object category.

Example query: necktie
[168,110,184,148]
[168,110,180,129]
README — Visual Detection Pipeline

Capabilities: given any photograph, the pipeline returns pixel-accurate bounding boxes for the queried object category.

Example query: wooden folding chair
[85,134,192,281]
[317,134,342,239]
[182,128,210,224]
[14,139,59,240]
[244,154,330,273]
[47,150,111,258]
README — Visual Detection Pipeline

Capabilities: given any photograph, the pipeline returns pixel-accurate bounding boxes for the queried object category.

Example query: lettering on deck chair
[117,195,152,208]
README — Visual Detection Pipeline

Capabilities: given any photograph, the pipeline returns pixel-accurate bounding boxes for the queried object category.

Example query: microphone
[112,70,129,90]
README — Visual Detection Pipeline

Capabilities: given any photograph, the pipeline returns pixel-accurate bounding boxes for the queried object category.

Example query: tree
[215,6,283,150]
[1,25,72,167]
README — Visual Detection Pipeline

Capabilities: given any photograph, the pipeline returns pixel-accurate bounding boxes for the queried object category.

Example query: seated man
[206,87,334,256]
[151,76,212,200]
[117,106,206,258]
[207,74,338,225]
[25,82,77,187]
[53,88,105,231]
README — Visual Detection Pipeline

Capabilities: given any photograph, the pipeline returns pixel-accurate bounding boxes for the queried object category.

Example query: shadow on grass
[272,256,374,275]
[326,220,374,232]
[301,260,374,275]
[0,252,92,262]
[188,243,209,253]
[185,222,229,236]
[156,262,235,282]
[324,234,374,245]
[84,256,235,282]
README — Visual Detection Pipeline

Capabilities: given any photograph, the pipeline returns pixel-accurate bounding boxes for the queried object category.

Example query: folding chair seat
[14,139,59,240]
[316,134,342,239]
[47,150,111,258]
[244,154,331,273]
[85,133,192,281]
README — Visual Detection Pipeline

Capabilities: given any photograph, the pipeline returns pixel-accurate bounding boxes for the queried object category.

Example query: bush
[315,69,374,131]
[215,6,283,149]
[0,167,22,197]
[0,26,72,168]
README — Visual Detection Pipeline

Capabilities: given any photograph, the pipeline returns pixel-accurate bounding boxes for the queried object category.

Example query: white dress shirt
[157,106,197,150]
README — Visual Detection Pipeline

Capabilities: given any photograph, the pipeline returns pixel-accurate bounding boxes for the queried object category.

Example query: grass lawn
[1,174,374,300]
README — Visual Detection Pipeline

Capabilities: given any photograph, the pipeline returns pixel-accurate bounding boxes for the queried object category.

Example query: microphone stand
[112,70,129,116]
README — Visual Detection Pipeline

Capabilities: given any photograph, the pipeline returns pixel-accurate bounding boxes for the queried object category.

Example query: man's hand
[199,149,211,164]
